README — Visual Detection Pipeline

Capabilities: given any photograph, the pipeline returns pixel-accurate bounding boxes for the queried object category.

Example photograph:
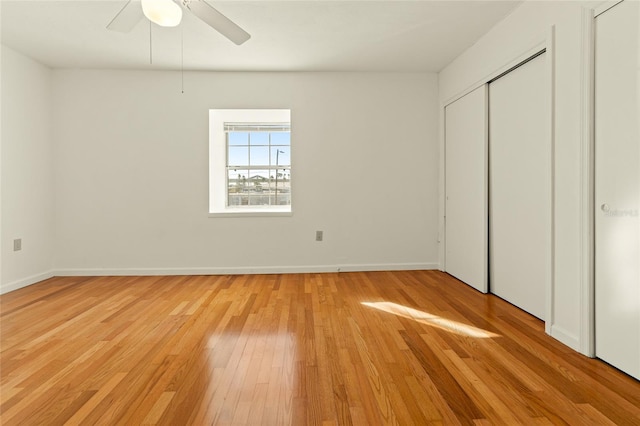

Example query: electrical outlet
[315,231,323,242]
[13,238,22,251]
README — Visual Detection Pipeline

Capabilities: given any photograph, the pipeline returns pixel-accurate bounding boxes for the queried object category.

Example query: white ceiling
[0,0,523,72]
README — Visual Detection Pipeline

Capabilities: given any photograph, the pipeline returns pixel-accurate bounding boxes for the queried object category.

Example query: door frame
[579,5,596,358]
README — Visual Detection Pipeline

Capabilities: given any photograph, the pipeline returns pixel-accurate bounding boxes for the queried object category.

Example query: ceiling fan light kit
[141,0,183,27]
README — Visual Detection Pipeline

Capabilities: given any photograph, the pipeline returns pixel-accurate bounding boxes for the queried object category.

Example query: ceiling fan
[107,0,251,45]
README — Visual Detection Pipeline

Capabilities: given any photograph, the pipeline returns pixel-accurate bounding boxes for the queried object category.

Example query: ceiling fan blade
[107,0,144,33]
[187,0,251,45]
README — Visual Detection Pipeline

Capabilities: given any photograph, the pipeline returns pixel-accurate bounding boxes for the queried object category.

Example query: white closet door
[445,86,488,293]
[595,0,640,380]
[489,53,549,320]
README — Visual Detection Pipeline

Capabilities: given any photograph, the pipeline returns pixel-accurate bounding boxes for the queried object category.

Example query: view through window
[226,123,291,207]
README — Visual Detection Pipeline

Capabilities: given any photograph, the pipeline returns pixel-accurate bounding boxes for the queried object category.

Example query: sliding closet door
[595,0,640,380]
[445,86,488,293]
[489,53,549,320]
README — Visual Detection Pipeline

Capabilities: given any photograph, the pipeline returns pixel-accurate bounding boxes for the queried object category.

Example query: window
[209,109,292,216]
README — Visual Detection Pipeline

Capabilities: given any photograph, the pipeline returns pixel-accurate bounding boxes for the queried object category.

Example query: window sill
[209,208,292,218]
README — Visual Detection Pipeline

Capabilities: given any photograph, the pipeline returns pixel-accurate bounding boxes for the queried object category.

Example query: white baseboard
[0,264,438,294]
[550,324,581,353]
[54,263,438,277]
[1,270,55,295]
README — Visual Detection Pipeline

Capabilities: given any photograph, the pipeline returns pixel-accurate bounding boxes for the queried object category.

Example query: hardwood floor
[1,271,639,425]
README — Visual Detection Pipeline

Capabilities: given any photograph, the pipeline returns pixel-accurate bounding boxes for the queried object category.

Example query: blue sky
[227,131,291,168]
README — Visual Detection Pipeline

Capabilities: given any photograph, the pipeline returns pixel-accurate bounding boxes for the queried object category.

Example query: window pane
[228,146,248,166]
[274,168,291,186]
[228,169,248,193]
[228,194,243,206]
[271,147,291,166]
[249,169,269,180]
[250,146,270,166]
[228,132,249,146]
[273,167,291,206]
[228,169,242,181]
[271,132,290,146]
[249,170,269,195]
[249,195,270,206]
[228,169,247,181]
[250,132,268,146]
[248,169,270,206]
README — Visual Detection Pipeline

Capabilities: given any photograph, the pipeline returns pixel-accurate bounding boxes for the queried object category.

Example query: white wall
[1,45,55,293]
[439,0,600,354]
[52,70,439,274]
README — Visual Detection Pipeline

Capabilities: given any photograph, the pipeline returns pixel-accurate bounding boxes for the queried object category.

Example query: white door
[445,86,488,293]
[489,53,550,320]
[595,0,640,380]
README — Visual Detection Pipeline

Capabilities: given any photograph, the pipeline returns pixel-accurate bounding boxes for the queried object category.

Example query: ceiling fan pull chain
[181,23,185,94]
[149,21,153,65]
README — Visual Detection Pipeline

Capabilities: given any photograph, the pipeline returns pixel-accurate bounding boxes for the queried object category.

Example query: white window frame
[209,109,292,217]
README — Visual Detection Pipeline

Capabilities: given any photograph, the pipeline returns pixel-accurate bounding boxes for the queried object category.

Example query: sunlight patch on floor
[361,301,499,338]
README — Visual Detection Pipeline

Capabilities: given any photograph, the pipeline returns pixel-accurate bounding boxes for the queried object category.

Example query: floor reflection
[191,332,297,424]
